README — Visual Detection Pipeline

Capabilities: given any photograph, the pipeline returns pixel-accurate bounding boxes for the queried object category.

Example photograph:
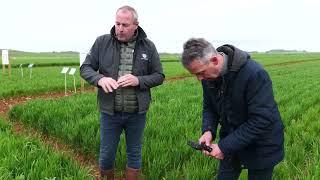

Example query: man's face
[115,9,138,42]
[187,57,221,81]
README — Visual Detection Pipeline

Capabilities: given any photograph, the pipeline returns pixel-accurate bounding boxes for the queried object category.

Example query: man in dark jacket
[181,38,284,180]
[80,5,164,180]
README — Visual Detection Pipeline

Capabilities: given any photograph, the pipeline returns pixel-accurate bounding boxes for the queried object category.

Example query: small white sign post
[68,68,77,93]
[79,52,86,92]
[2,50,11,76]
[28,64,34,79]
[19,64,24,78]
[61,67,69,95]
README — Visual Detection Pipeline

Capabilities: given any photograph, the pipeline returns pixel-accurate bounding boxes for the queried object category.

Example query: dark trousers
[217,158,274,180]
[99,112,146,170]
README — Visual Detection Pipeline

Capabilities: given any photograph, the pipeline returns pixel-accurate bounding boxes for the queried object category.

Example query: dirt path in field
[0,75,193,116]
[0,75,193,115]
[265,58,320,67]
[0,91,73,116]
[12,121,101,178]
[166,75,193,81]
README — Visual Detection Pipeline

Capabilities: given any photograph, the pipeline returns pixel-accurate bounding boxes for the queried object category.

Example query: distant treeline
[0,50,78,57]
[265,49,308,53]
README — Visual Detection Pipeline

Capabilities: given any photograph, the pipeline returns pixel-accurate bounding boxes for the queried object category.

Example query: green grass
[8,93,100,157]
[0,62,186,98]
[0,66,87,98]
[3,52,320,178]
[1,52,319,98]
[251,52,320,66]
[162,62,189,78]
[0,118,92,179]
[8,59,320,179]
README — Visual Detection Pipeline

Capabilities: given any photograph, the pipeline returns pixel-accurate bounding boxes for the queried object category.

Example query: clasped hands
[97,74,139,93]
[199,131,225,160]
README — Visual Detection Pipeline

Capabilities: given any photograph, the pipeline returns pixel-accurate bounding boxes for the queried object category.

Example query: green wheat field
[1,51,320,179]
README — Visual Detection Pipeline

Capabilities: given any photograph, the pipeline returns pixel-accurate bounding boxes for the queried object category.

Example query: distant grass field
[0,66,85,98]
[1,52,320,98]
[1,50,79,67]
[3,50,320,66]
[252,52,320,65]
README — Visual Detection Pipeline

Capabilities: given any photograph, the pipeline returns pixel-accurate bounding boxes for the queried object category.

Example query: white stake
[2,50,10,75]
[61,67,70,96]
[73,75,76,93]
[28,64,34,79]
[69,68,77,93]
[19,64,24,78]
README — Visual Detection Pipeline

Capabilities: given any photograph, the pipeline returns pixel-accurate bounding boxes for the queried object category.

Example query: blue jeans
[99,112,146,170]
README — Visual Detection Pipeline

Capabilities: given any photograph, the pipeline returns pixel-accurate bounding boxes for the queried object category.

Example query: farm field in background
[252,52,320,65]
[7,55,320,179]
[0,51,79,66]
[2,50,320,66]
[0,66,85,98]
[1,52,320,98]
[0,62,189,98]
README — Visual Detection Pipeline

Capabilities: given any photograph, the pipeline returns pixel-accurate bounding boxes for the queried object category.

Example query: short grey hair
[181,38,218,67]
[117,5,138,23]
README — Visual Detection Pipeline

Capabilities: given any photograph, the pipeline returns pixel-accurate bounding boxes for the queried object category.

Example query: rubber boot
[125,167,140,180]
[100,168,114,180]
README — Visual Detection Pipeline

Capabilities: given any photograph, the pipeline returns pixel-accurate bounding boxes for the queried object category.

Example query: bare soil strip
[265,58,320,67]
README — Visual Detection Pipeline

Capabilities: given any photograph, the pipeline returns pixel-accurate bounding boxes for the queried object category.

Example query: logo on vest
[141,53,149,61]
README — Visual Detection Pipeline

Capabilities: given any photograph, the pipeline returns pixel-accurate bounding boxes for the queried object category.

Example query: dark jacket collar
[217,44,250,72]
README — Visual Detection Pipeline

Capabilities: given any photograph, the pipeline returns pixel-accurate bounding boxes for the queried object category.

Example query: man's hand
[117,74,139,87]
[209,144,224,160]
[199,131,213,156]
[98,77,119,93]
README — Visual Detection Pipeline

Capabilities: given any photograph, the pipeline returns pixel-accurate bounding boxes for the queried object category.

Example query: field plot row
[0,62,189,98]
[252,52,320,66]
[0,66,86,98]
[0,118,92,179]
[1,53,320,99]
[8,59,320,179]
[267,61,320,179]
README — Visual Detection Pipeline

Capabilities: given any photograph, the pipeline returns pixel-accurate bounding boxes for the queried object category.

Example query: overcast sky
[1,0,319,53]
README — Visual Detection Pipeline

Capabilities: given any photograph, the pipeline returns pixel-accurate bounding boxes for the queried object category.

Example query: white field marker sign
[68,68,77,93]
[61,67,69,95]
[28,64,34,79]
[19,64,24,78]
[2,50,10,75]
[2,50,9,65]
